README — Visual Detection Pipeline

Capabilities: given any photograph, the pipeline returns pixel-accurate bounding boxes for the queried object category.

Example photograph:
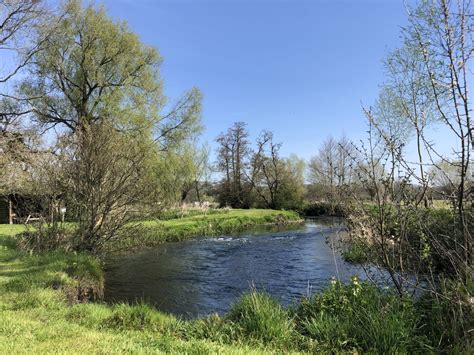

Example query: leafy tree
[0,0,45,84]
[0,0,47,196]
[152,142,210,207]
[20,0,201,140]
[14,0,202,252]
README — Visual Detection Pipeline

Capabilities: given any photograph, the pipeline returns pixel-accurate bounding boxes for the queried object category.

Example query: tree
[152,142,210,207]
[215,122,251,207]
[277,154,305,210]
[0,0,45,84]
[14,0,202,252]
[308,135,356,205]
[429,160,466,202]
[0,1,47,198]
[345,0,473,299]
[373,41,437,207]
[406,0,472,271]
[53,121,156,252]
[248,130,282,209]
[20,0,200,140]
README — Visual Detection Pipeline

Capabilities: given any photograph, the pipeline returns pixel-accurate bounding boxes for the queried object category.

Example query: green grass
[7,209,302,251]
[0,225,290,354]
[119,209,302,249]
[1,210,471,354]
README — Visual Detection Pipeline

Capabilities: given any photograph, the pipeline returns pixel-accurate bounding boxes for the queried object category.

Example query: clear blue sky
[101,0,411,160]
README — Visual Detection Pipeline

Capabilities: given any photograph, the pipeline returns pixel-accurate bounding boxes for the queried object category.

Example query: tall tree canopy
[20,0,201,142]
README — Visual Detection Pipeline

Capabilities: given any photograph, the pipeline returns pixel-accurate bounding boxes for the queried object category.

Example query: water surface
[104,218,372,318]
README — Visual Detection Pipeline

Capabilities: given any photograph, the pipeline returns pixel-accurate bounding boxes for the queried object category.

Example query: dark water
[104,218,376,318]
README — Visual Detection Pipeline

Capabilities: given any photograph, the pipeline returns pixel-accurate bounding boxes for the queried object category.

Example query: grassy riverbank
[123,209,302,249]
[14,209,302,252]
[1,210,471,354]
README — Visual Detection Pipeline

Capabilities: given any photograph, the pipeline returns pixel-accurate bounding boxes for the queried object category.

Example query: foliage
[151,142,210,206]
[415,279,474,352]
[292,278,429,353]
[6,0,203,253]
[347,205,474,276]
[215,123,306,210]
[341,242,369,264]
[21,0,163,132]
[300,201,346,217]
[2,225,472,353]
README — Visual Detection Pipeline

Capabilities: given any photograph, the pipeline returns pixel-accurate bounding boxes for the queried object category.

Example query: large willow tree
[18,0,202,252]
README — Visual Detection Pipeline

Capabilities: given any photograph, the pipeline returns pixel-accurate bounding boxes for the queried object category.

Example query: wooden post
[8,198,13,225]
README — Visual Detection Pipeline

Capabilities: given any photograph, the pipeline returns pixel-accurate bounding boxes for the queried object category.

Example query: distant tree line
[214,122,305,210]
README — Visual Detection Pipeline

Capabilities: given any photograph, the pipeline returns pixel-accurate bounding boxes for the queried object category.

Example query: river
[104,218,380,318]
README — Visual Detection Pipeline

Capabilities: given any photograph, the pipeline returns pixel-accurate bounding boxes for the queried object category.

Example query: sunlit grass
[1,209,469,353]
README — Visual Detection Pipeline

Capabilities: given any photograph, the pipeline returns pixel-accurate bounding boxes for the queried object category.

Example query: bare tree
[0,0,45,84]
[54,121,156,253]
[344,1,473,304]
[308,135,356,207]
[215,122,251,207]
[406,0,472,272]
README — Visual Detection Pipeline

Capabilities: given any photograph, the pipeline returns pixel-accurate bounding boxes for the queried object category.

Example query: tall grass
[226,291,294,348]
[291,278,430,353]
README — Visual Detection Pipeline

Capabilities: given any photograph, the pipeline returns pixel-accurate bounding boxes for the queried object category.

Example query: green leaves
[25,0,163,131]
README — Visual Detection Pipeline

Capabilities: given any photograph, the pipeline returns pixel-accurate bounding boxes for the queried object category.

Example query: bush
[341,242,370,263]
[17,224,76,253]
[292,278,429,353]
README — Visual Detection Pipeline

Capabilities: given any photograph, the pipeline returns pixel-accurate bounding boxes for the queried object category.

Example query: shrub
[341,242,370,263]
[292,278,429,353]
[17,224,76,253]
[301,202,345,217]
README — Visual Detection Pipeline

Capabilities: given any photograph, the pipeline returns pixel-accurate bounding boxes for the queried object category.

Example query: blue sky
[99,0,413,160]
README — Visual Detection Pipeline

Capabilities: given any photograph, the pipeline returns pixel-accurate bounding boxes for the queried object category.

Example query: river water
[104,218,379,318]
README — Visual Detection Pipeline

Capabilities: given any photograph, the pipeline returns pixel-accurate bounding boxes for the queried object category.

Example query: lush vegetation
[15,209,301,252]
[2,225,472,354]
[134,209,301,246]
[1,0,472,353]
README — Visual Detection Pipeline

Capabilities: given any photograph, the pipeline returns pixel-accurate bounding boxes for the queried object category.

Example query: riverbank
[0,213,471,353]
[0,226,426,354]
[0,218,282,354]
[13,209,302,253]
[120,209,302,250]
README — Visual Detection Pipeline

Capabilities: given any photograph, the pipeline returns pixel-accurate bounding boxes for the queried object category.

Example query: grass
[9,209,302,251]
[119,208,302,249]
[0,224,288,354]
[1,209,471,354]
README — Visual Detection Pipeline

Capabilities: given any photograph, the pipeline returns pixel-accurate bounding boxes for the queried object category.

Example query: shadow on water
[104,217,384,318]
